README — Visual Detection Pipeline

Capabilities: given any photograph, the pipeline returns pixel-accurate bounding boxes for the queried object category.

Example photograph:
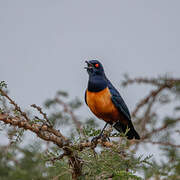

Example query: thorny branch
[141,118,180,140]
[0,89,82,179]
[141,96,156,131]
[0,112,118,179]
[0,113,66,147]
[1,76,180,178]
[54,96,83,134]
[122,76,180,117]
[0,89,29,121]
[0,88,116,179]
[122,76,180,150]
[132,84,172,117]
[122,76,180,87]
[31,104,52,127]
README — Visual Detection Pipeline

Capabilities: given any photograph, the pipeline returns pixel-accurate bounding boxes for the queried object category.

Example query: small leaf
[0,81,7,89]
[56,91,68,97]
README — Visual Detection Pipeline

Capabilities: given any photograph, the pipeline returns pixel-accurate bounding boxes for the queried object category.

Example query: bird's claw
[91,136,101,143]
[91,134,111,143]
[106,136,111,142]
[101,134,111,142]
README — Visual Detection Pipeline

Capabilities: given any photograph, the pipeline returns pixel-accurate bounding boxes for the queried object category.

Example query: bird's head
[84,60,105,77]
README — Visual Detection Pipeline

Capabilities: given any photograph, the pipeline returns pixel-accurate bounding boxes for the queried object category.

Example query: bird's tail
[113,121,140,140]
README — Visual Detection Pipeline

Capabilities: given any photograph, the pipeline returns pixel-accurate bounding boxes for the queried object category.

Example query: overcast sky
[1,1,180,167]
[0,0,180,122]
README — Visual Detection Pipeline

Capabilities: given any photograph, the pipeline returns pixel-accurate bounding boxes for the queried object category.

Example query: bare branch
[31,104,52,127]
[141,118,180,140]
[132,84,172,117]
[122,77,163,87]
[0,113,67,147]
[122,76,180,87]
[54,97,83,134]
[0,89,29,121]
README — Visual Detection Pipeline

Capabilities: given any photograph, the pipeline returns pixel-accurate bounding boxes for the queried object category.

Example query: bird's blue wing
[84,89,87,105]
[106,79,131,121]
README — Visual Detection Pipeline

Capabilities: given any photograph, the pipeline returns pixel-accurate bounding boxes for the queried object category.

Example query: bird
[84,60,140,141]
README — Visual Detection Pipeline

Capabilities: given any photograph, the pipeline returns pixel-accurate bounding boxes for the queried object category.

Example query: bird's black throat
[88,75,107,92]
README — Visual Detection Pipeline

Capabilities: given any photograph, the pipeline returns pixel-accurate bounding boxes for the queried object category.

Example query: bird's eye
[95,63,99,68]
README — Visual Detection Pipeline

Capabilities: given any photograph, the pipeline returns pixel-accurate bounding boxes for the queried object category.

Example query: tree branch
[0,113,67,147]
[0,89,29,121]
[54,96,83,134]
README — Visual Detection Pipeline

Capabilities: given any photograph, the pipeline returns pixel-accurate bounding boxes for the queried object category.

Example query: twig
[122,77,163,87]
[48,153,66,163]
[0,89,29,121]
[132,84,171,117]
[122,76,180,87]
[54,97,83,134]
[141,118,180,140]
[31,104,52,127]
[0,113,82,179]
[0,112,117,179]
[0,113,67,147]
[141,96,157,131]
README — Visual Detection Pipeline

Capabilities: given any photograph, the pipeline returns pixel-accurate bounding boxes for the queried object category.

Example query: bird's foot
[104,136,111,142]
[91,135,101,143]
[91,134,110,143]
[101,134,111,142]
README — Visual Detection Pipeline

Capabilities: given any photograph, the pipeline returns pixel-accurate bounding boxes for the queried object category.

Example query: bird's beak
[84,61,93,70]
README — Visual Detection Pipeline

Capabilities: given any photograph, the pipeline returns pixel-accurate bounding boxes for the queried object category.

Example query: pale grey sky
[1,1,180,168]
[0,0,180,119]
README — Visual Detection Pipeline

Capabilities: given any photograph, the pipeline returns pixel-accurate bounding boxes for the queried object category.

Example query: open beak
[84,61,93,70]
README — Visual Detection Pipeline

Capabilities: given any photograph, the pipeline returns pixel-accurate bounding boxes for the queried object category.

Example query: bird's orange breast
[86,87,120,123]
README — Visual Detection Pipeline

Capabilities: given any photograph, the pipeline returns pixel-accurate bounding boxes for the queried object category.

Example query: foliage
[0,76,180,180]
